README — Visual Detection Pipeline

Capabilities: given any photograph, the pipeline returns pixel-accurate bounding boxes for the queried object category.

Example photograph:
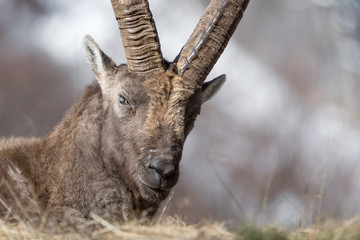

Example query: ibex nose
[148,159,176,178]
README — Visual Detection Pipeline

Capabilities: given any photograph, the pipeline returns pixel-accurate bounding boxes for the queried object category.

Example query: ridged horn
[110,0,164,73]
[176,0,250,84]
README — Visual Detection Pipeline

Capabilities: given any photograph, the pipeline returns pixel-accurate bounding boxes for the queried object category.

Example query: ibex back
[0,0,250,222]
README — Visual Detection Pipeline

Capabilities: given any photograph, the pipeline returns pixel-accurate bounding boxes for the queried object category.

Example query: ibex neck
[45,82,104,161]
[42,83,106,215]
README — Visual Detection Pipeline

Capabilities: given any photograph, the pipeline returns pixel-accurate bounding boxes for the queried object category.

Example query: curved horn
[176,0,250,84]
[110,0,164,73]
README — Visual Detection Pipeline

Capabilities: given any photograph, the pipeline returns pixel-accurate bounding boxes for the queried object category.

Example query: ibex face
[84,36,224,198]
[84,0,250,201]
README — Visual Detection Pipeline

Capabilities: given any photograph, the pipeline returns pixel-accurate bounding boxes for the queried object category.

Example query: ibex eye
[119,95,129,105]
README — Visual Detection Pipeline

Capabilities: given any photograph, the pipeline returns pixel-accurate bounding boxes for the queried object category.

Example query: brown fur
[0,2,232,222]
[0,59,218,222]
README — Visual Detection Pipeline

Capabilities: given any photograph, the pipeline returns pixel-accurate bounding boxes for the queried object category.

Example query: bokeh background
[1,0,359,227]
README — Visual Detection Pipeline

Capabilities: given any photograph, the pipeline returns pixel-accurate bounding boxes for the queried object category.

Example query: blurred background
[0,0,359,227]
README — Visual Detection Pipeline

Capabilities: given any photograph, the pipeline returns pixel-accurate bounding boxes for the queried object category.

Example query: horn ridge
[111,0,164,73]
[176,0,250,84]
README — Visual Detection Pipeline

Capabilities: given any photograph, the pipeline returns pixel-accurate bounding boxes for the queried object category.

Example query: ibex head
[83,0,249,202]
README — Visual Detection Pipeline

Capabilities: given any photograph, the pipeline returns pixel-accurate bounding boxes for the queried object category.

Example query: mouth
[138,174,168,192]
[137,170,179,191]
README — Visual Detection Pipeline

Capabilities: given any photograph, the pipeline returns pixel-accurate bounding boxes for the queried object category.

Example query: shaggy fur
[0,40,224,222]
[0,0,247,220]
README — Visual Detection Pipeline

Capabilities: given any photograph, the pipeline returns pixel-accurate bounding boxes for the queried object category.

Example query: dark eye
[119,95,129,105]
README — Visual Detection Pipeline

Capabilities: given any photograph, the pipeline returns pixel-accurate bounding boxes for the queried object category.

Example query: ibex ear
[201,74,226,103]
[83,35,116,88]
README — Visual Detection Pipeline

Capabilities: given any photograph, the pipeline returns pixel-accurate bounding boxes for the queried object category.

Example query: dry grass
[3,215,360,240]
[0,215,234,240]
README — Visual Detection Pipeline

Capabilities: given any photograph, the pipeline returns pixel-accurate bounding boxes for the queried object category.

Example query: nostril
[149,160,176,178]
[162,165,175,177]
[148,162,157,171]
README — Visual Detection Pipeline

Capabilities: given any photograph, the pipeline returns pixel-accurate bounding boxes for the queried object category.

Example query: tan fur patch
[143,71,197,143]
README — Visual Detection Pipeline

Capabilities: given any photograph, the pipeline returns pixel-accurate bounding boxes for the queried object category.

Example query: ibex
[0,0,250,222]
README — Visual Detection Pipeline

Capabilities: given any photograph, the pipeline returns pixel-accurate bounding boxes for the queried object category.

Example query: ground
[1,216,360,240]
